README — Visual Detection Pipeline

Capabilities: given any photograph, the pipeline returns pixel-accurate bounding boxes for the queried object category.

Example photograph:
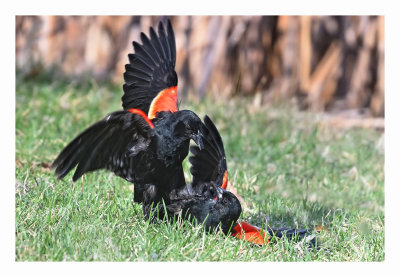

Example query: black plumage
[52,110,204,206]
[52,19,203,210]
[189,115,228,189]
[52,19,241,235]
[52,111,153,182]
[147,115,242,235]
[122,20,177,114]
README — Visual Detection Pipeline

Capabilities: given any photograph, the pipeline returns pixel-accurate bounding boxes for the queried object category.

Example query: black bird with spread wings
[52,20,204,214]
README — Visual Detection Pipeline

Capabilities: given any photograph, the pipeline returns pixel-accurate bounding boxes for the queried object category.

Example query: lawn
[15,78,384,261]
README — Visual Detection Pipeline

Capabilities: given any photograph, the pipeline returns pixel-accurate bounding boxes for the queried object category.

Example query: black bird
[51,20,204,216]
[150,115,242,235]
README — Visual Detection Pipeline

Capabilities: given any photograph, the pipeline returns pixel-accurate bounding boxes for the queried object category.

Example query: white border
[3,0,398,276]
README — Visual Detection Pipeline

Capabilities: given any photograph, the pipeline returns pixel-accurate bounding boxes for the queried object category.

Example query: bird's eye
[208,186,217,197]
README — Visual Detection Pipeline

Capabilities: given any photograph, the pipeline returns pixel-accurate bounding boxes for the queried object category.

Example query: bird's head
[173,110,204,150]
[194,181,242,234]
[214,188,242,234]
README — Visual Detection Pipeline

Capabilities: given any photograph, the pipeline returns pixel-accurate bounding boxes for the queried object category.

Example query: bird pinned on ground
[189,116,320,245]
[149,115,242,234]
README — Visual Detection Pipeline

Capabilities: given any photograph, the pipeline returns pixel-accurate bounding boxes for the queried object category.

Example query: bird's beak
[213,186,224,202]
[192,130,204,150]
[216,186,223,199]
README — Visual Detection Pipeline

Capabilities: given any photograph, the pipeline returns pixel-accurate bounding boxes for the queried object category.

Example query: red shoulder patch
[221,171,228,190]
[231,221,269,245]
[128,108,154,129]
[148,86,178,120]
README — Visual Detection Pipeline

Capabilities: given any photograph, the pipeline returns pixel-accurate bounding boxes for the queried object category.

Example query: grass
[15,78,384,261]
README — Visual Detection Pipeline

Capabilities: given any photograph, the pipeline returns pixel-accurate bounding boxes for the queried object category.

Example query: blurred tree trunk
[16,15,384,117]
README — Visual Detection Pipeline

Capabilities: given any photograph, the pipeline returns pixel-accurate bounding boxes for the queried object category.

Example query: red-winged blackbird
[152,115,242,234]
[51,19,315,243]
[191,117,315,243]
[52,20,204,216]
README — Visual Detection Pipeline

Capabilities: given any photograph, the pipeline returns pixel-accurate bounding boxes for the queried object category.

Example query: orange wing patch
[128,108,154,129]
[232,221,269,245]
[221,171,228,190]
[148,86,178,120]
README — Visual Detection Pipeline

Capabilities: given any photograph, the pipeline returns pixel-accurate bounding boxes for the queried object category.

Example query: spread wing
[122,20,178,115]
[51,111,154,182]
[189,115,228,189]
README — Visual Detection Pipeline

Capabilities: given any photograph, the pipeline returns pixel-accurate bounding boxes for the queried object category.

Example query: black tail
[267,227,310,239]
[267,227,319,247]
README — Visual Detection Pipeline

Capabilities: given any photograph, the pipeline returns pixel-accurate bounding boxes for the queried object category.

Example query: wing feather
[51,111,154,182]
[122,19,177,114]
[189,115,228,188]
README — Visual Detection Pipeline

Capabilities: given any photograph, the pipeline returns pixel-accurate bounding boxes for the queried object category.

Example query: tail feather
[267,227,313,241]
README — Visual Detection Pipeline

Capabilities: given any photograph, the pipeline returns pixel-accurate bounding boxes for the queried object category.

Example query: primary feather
[122,20,177,114]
